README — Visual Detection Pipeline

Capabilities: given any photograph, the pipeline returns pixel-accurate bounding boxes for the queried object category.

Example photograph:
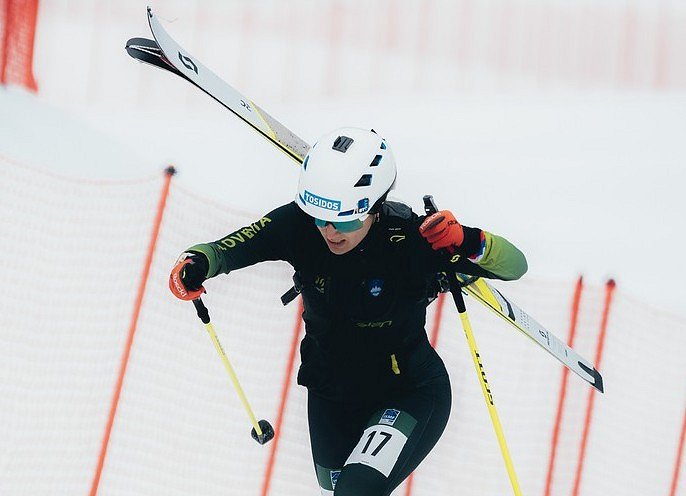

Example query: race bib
[345,424,407,477]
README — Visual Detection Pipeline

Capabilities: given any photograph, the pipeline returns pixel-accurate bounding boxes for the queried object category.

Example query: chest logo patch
[368,279,384,297]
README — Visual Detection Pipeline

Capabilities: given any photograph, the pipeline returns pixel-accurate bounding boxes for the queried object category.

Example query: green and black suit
[188,200,527,496]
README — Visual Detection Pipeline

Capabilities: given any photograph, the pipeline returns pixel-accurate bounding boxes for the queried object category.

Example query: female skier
[169,128,527,496]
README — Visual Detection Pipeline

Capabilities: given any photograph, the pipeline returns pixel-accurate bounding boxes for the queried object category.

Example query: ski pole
[423,195,522,495]
[449,280,523,496]
[192,297,274,445]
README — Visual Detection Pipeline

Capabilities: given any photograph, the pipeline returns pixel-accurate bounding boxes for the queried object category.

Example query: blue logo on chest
[368,279,383,297]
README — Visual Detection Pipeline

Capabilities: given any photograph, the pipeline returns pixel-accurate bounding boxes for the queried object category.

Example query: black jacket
[188,201,527,401]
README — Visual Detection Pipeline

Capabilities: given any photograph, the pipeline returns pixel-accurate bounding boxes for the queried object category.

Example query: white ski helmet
[296,127,397,222]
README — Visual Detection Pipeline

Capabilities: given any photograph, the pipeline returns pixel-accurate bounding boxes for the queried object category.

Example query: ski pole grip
[423,195,439,216]
[193,298,211,324]
[423,195,469,313]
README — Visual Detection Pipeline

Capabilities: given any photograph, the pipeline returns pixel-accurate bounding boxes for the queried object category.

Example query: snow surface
[2,86,685,316]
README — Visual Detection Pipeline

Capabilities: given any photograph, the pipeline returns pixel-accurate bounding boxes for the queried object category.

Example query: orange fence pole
[428,292,447,349]
[572,279,616,496]
[1,0,40,91]
[260,297,305,496]
[89,166,176,496]
[544,276,584,496]
[669,406,686,496]
[0,0,11,84]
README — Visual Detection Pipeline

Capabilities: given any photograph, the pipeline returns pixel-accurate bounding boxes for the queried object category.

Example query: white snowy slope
[2,87,685,317]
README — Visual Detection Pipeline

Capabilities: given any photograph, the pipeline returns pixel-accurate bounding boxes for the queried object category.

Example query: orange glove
[419,210,464,253]
[169,252,208,301]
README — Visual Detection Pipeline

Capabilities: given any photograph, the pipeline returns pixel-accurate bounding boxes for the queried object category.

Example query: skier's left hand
[419,210,464,253]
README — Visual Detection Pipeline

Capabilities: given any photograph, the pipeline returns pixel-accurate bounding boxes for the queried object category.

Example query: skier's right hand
[419,210,465,253]
[169,252,209,301]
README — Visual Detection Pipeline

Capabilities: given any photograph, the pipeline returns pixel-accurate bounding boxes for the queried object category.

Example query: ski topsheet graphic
[126,7,603,393]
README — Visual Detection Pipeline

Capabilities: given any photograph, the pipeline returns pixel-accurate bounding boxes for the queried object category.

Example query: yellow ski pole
[192,298,274,445]
[422,194,521,494]
[449,279,523,496]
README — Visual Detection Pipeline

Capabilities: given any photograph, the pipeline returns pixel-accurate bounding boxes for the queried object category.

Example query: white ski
[146,7,309,164]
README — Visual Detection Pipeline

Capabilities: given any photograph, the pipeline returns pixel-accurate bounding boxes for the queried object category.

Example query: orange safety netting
[1,156,685,496]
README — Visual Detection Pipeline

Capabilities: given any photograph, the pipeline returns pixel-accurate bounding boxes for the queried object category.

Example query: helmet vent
[354,174,373,187]
[369,155,383,167]
[332,136,354,153]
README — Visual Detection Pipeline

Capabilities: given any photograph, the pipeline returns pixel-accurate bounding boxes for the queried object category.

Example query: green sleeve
[186,203,297,278]
[187,217,275,278]
[476,231,528,281]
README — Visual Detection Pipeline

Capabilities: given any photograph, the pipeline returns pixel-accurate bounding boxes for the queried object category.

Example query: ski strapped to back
[126,7,309,164]
[126,7,603,393]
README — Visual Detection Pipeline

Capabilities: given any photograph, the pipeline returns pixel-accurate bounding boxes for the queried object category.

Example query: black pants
[307,376,452,496]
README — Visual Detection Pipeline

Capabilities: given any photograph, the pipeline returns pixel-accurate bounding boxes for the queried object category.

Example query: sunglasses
[314,217,366,233]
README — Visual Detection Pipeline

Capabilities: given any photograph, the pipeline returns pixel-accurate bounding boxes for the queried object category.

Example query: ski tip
[578,361,604,393]
[126,37,152,49]
[593,369,604,393]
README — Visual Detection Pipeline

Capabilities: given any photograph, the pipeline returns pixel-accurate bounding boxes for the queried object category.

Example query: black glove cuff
[183,252,209,290]
[458,226,483,258]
